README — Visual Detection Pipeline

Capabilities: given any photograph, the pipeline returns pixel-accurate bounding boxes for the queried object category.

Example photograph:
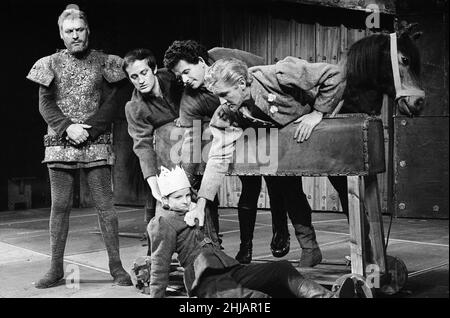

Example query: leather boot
[98,211,132,286]
[296,277,356,298]
[35,214,68,289]
[266,181,290,258]
[270,228,290,258]
[293,224,322,267]
[145,207,155,257]
[270,204,290,258]
[235,206,257,264]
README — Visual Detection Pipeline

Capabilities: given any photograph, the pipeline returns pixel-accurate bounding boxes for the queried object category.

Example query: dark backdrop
[2,0,223,210]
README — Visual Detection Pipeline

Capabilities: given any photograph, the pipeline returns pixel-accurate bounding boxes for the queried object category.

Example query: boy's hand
[293,110,323,142]
[184,198,206,227]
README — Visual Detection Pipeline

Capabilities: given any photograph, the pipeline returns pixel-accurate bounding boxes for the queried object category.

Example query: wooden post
[364,175,387,274]
[347,176,366,276]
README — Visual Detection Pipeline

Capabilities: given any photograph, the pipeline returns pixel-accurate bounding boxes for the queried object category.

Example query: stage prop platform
[154,114,406,297]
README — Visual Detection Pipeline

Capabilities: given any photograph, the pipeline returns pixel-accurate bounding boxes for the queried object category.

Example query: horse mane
[342,32,421,115]
[345,33,390,90]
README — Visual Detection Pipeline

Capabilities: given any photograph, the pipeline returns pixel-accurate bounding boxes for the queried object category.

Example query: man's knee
[237,202,255,210]
[239,288,271,298]
[146,222,152,236]
[51,201,72,213]
[274,260,298,275]
[95,200,115,213]
[51,194,73,212]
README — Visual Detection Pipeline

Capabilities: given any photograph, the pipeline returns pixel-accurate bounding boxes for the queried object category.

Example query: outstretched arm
[184,124,242,227]
[125,102,161,201]
[275,57,344,142]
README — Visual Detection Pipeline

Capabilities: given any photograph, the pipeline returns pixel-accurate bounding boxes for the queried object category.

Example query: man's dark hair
[123,48,157,74]
[163,40,209,70]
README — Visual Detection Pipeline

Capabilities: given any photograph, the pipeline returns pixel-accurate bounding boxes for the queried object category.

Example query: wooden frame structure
[154,113,406,296]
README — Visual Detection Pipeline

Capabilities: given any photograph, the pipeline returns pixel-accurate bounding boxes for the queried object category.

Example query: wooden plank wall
[393,4,449,219]
[217,5,391,213]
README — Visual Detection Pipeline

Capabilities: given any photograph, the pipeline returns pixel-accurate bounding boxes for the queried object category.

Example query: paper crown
[156,166,191,197]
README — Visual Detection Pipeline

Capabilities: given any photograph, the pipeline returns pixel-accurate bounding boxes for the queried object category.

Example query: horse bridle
[389,33,425,101]
[331,33,425,117]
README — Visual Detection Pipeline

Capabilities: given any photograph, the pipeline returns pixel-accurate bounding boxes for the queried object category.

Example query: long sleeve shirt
[178,48,265,182]
[197,57,345,201]
[125,69,182,179]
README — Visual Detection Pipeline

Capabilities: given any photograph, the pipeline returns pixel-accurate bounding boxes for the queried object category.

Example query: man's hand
[66,123,91,145]
[184,197,206,227]
[293,110,323,142]
[147,176,162,202]
[174,118,182,127]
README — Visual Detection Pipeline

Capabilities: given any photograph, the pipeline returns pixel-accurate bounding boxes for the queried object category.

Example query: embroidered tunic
[27,49,125,168]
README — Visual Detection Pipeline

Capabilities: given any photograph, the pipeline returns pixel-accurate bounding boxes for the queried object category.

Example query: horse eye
[401,56,409,66]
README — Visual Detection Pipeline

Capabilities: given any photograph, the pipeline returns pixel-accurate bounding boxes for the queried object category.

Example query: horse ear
[395,19,421,37]
[405,22,420,34]
[394,18,401,33]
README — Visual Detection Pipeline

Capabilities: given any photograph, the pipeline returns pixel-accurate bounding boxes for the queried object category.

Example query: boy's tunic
[148,204,240,298]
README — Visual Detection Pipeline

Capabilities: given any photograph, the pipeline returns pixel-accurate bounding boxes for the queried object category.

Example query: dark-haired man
[123,48,182,206]
[186,56,345,268]
[164,40,321,267]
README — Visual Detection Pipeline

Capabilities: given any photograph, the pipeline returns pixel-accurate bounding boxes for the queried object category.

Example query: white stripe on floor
[387,238,449,248]
[313,230,450,248]
[218,225,269,235]
[220,212,348,224]
[0,208,142,226]
[0,241,110,274]
[218,218,270,228]
[408,262,449,277]
[252,238,350,260]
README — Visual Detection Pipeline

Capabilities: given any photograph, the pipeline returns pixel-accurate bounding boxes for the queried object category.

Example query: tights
[36,166,129,288]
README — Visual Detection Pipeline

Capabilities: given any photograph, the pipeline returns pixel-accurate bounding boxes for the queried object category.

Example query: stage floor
[0,206,448,298]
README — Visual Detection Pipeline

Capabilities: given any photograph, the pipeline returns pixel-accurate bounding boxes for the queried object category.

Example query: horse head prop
[342,21,425,116]
[391,21,425,116]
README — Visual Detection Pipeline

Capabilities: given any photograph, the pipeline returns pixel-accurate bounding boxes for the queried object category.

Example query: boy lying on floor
[148,165,357,298]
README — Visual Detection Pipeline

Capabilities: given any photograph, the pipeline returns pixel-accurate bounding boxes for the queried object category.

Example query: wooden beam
[364,175,387,273]
[347,176,366,276]
[270,0,396,15]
